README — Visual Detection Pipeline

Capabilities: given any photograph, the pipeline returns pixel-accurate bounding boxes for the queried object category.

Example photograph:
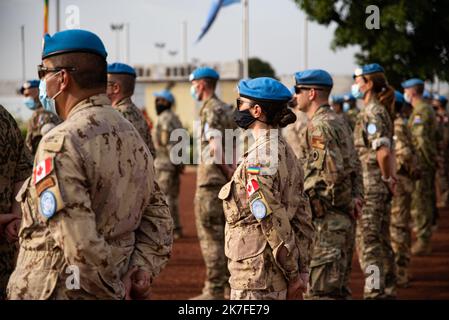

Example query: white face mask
[404,92,412,104]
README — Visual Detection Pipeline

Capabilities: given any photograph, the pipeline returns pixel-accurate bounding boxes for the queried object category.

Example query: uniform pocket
[225,226,269,290]
[309,247,342,294]
[219,180,243,225]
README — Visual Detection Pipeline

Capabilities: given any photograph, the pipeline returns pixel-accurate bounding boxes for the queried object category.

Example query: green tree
[293,0,449,87]
[249,57,276,78]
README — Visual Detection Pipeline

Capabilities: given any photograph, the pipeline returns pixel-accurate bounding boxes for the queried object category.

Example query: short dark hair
[47,52,107,90]
[110,73,135,96]
[415,84,424,95]
[202,78,217,90]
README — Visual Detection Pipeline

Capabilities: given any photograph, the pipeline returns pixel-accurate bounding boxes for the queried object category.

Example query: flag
[196,0,240,43]
[246,178,259,197]
[44,0,49,34]
[34,157,53,184]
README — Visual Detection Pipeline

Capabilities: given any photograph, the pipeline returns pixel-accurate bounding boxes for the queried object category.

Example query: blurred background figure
[432,94,449,209]
[19,79,61,156]
[153,90,185,239]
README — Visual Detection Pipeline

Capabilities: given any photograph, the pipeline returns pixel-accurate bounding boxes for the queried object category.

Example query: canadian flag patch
[33,157,53,185]
[246,178,260,197]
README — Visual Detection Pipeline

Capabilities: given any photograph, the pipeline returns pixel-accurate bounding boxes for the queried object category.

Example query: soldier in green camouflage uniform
[432,94,449,208]
[390,91,420,287]
[352,64,396,299]
[402,79,438,255]
[153,90,185,239]
[294,70,363,299]
[0,104,33,299]
[190,67,235,299]
[107,63,156,157]
[20,80,61,155]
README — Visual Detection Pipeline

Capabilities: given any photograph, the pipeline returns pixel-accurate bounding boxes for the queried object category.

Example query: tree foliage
[249,57,276,78]
[293,0,449,87]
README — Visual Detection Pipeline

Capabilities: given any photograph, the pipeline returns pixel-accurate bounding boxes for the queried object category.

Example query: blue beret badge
[251,199,267,220]
[367,123,377,135]
[40,190,57,218]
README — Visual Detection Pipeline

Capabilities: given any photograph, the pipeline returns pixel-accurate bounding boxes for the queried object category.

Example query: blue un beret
[401,78,424,89]
[342,92,356,101]
[153,90,175,104]
[19,79,40,94]
[189,67,219,81]
[295,69,333,88]
[394,91,405,104]
[238,77,292,102]
[107,63,136,77]
[353,63,385,79]
[42,29,107,59]
[433,94,448,104]
[331,95,344,104]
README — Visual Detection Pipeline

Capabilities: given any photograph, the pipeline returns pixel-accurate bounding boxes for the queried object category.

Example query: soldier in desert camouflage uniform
[352,64,396,299]
[107,62,156,157]
[390,91,420,287]
[219,77,314,300]
[294,70,363,299]
[7,30,172,300]
[0,105,33,299]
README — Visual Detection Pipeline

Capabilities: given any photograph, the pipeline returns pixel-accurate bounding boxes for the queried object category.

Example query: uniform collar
[67,93,109,119]
[311,104,330,119]
[200,94,217,113]
[116,96,133,107]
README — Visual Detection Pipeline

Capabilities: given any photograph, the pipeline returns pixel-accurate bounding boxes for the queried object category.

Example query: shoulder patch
[33,157,53,184]
[311,135,325,150]
[247,165,261,175]
[40,190,57,219]
[367,123,377,135]
[246,178,260,197]
[413,115,422,125]
[36,176,55,196]
[249,191,272,221]
[251,199,267,219]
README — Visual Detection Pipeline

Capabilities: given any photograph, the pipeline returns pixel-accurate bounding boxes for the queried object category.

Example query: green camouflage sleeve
[409,110,437,169]
[14,126,33,183]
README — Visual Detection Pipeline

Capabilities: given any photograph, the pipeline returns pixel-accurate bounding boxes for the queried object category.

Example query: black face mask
[233,108,257,129]
[156,103,170,115]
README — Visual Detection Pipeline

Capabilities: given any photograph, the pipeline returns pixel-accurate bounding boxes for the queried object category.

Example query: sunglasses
[37,64,76,79]
[236,98,256,110]
[294,86,326,94]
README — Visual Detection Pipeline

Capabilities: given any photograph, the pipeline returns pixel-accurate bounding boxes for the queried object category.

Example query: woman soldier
[218,77,314,300]
[352,63,397,299]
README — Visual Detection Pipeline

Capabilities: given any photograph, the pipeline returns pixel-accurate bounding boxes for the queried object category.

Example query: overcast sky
[0,0,360,81]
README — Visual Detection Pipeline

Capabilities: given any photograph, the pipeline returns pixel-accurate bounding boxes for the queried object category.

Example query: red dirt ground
[151,171,449,300]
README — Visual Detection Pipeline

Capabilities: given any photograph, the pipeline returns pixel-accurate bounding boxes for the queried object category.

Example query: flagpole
[44,0,49,34]
[242,0,249,78]
[304,16,308,69]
